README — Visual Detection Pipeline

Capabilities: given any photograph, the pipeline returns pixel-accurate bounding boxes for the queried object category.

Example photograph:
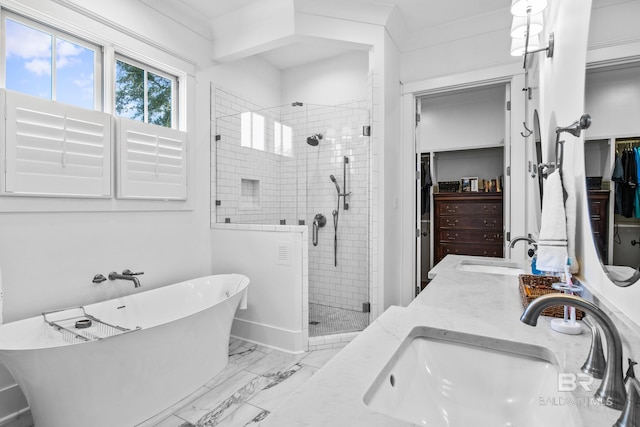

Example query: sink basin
[363,326,579,426]
[456,258,525,276]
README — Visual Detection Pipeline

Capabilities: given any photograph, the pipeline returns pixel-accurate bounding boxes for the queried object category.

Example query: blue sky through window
[5,18,95,110]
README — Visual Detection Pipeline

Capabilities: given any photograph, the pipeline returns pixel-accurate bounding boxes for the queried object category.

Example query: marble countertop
[264,255,636,426]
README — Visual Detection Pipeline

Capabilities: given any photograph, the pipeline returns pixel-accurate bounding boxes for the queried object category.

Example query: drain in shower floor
[309,321,320,325]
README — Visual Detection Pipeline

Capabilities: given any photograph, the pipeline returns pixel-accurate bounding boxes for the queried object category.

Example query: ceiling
[143,0,510,69]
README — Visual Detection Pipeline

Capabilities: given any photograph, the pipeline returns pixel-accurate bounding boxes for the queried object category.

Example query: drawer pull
[447,233,458,240]
[483,220,496,227]
[483,234,496,242]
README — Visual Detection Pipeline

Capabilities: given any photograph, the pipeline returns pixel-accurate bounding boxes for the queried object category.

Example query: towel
[536,170,569,273]
[563,168,579,274]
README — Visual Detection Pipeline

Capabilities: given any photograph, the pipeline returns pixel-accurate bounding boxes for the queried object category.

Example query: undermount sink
[456,258,525,276]
[363,326,579,426]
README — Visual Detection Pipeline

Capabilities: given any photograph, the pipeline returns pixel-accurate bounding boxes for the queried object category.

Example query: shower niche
[213,91,371,338]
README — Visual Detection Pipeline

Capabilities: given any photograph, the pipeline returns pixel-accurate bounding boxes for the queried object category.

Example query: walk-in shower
[214,98,371,338]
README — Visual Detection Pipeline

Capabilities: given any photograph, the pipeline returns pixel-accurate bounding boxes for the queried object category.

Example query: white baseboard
[231,317,306,354]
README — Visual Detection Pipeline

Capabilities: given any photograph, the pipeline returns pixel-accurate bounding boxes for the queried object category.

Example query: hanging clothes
[621,148,637,218]
[635,147,640,218]
[612,151,624,215]
[421,158,432,216]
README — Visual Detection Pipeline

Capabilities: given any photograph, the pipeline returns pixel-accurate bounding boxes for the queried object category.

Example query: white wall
[211,227,306,353]
[281,51,369,105]
[419,85,506,152]
[382,31,402,309]
[208,56,283,109]
[433,148,504,183]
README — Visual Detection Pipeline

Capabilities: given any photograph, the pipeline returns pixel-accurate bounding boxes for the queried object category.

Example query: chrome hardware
[615,360,639,427]
[521,294,627,409]
[509,236,538,250]
[92,274,107,284]
[626,359,638,384]
[582,316,606,379]
[312,214,327,247]
[108,269,144,288]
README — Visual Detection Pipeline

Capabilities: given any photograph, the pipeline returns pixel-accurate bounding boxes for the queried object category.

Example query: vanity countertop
[263,255,632,426]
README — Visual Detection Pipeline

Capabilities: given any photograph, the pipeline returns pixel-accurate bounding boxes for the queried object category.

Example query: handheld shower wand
[329,174,341,195]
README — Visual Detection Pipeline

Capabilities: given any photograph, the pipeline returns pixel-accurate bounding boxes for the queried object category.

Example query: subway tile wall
[212,86,371,313]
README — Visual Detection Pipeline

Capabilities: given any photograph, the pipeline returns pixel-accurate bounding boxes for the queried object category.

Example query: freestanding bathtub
[0,273,249,427]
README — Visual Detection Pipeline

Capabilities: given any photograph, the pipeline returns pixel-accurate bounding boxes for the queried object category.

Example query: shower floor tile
[308,303,369,337]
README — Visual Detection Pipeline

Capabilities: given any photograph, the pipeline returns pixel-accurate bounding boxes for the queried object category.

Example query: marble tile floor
[1,338,343,427]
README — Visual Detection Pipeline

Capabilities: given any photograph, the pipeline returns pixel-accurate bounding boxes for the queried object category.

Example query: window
[4,14,100,110]
[274,121,292,156]
[240,112,265,150]
[115,56,176,128]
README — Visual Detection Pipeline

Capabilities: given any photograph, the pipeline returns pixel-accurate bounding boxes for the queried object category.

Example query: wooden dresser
[587,190,610,261]
[433,192,504,264]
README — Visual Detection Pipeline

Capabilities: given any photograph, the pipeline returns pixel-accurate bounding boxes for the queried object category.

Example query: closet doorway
[415,83,511,296]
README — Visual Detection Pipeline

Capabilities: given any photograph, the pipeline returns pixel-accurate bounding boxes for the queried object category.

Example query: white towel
[536,170,569,273]
[563,168,579,274]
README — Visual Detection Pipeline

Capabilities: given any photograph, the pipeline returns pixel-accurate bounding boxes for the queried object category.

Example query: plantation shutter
[117,118,187,200]
[2,90,111,197]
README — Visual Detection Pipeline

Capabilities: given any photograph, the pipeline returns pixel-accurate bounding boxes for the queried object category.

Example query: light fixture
[510,0,548,17]
[510,34,541,57]
[509,0,553,69]
[510,13,543,38]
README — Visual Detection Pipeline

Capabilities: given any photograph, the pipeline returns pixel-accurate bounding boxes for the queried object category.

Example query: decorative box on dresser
[433,192,504,264]
[587,190,609,261]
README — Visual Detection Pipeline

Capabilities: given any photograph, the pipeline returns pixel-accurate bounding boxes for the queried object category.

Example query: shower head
[556,114,592,138]
[306,133,324,146]
[330,174,341,194]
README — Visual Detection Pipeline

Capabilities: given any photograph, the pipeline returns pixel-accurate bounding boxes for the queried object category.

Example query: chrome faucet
[509,236,538,249]
[520,293,627,409]
[108,269,144,288]
[615,361,639,427]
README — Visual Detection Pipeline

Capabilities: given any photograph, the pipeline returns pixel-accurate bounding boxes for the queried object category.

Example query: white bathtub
[0,274,249,427]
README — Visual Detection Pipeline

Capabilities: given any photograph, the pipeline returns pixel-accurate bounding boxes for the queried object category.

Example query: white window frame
[1,10,103,111]
[114,54,178,130]
[0,5,193,211]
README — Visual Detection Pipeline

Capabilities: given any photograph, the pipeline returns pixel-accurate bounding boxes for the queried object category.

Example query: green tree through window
[115,58,174,128]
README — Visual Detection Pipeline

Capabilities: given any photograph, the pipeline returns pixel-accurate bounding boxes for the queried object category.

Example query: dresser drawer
[436,243,503,263]
[437,216,502,230]
[438,230,503,244]
[437,202,501,216]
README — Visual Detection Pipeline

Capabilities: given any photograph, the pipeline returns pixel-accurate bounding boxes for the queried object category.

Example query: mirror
[583,63,640,287]
[585,137,640,286]
[533,110,544,204]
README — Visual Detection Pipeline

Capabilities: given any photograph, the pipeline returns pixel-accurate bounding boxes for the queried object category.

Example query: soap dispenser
[528,247,544,275]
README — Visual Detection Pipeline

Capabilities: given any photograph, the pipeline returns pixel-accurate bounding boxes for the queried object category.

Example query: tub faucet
[108,269,144,288]
[520,293,627,409]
